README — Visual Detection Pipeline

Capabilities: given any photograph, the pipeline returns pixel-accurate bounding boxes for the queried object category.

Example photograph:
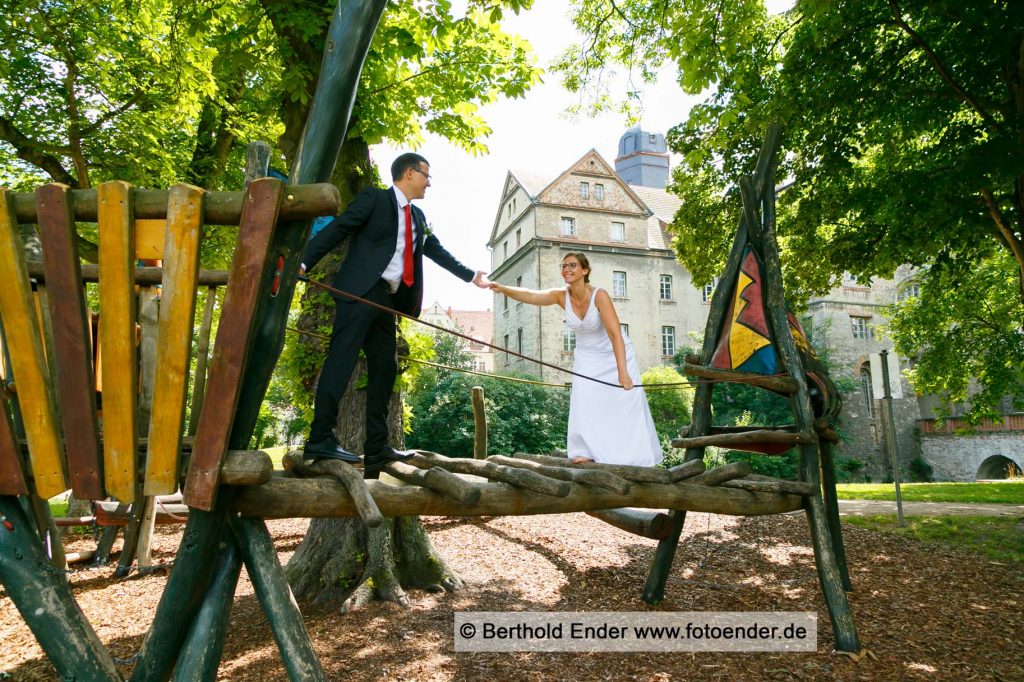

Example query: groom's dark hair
[391,152,429,181]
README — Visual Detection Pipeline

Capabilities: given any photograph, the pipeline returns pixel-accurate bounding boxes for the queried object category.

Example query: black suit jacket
[301,186,474,317]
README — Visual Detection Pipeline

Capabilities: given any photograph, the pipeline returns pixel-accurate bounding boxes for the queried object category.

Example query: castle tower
[614,127,669,189]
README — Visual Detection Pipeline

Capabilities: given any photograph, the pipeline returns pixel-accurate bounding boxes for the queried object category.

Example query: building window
[516,229,521,248]
[504,333,510,364]
[563,329,576,352]
[661,326,676,356]
[843,271,868,288]
[649,133,657,144]
[503,241,508,260]
[503,294,508,311]
[897,281,921,302]
[860,367,874,418]
[612,271,627,297]
[507,203,511,218]
[702,277,717,303]
[595,184,604,201]
[580,182,589,199]
[620,323,629,338]
[610,221,625,242]
[512,198,516,212]
[476,360,487,372]
[515,276,522,303]
[517,328,523,353]
[560,217,576,236]
[851,316,872,340]
[659,274,673,300]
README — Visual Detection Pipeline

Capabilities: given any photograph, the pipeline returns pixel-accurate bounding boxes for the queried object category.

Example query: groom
[299,152,488,478]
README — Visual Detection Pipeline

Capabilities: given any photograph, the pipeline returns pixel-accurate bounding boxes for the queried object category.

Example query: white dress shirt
[380,186,416,292]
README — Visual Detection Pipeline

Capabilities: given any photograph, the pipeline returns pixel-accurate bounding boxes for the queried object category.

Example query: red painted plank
[36,184,104,499]
[184,178,284,510]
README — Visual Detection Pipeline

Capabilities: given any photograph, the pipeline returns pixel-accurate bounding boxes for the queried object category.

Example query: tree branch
[0,116,78,187]
[981,186,1024,300]
[887,0,1002,131]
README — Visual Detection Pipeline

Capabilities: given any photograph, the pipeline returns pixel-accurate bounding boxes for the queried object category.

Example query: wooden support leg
[94,519,124,565]
[173,539,243,681]
[229,517,324,682]
[641,509,687,605]
[129,489,235,682]
[818,440,851,591]
[28,493,66,569]
[115,497,147,578]
[0,495,121,680]
[804,495,860,652]
[135,496,158,572]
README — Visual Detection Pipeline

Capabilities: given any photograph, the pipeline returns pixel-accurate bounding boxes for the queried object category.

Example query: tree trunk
[284,135,462,611]
[284,355,464,611]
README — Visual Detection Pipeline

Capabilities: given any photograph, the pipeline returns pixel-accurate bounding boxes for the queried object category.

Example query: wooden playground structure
[0,2,860,678]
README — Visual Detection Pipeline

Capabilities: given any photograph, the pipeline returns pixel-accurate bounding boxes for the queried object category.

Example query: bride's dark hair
[561,252,591,283]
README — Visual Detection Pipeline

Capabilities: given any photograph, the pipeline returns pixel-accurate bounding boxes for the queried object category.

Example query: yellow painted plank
[97,181,138,502]
[144,184,204,495]
[134,218,165,260]
[0,190,67,498]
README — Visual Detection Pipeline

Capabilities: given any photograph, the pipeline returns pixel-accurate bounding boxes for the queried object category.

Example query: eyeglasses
[412,167,432,182]
[560,263,579,271]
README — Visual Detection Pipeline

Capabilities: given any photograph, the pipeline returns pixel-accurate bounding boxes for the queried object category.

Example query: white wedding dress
[564,287,663,466]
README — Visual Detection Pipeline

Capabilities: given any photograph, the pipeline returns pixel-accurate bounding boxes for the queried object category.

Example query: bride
[489,252,662,466]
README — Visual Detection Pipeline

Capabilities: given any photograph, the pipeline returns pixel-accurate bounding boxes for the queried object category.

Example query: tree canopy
[0,0,540,191]
[557,0,1023,419]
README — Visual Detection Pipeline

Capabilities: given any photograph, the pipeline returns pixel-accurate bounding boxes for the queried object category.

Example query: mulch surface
[2,511,1022,680]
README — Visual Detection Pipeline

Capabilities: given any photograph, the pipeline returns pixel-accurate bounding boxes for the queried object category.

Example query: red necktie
[402,204,415,287]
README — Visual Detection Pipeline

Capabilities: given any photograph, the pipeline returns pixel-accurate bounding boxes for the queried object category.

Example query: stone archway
[976,454,1023,480]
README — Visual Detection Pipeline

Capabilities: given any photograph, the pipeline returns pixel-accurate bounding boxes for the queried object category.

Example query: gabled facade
[487,149,711,381]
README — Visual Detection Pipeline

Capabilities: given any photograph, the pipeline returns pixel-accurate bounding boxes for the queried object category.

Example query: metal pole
[879,349,905,527]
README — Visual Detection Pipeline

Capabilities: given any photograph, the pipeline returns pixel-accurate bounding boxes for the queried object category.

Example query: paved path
[836,499,1024,517]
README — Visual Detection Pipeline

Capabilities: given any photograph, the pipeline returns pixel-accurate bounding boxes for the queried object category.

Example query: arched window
[860,367,874,418]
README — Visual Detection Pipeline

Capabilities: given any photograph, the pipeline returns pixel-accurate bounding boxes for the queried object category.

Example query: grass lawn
[835,481,1024,504]
[845,514,1024,564]
[262,445,289,470]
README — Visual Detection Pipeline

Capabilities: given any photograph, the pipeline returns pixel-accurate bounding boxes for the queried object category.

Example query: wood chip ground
[1,512,1021,680]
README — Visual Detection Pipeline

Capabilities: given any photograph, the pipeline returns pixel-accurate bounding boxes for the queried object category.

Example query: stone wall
[921,432,1024,481]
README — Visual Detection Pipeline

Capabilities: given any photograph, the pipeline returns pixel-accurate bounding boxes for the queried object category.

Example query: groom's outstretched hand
[472,271,491,288]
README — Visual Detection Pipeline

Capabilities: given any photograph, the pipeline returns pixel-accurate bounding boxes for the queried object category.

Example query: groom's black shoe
[303,436,361,464]
[363,446,416,479]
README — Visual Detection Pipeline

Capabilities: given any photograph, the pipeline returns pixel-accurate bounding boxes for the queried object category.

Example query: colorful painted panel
[711,246,779,375]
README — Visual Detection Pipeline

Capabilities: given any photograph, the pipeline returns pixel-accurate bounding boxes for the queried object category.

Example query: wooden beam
[36,183,104,499]
[185,178,283,510]
[586,508,676,540]
[97,180,138,503]
[233,475,805,519]
[12,182,341,226]
[471,386,487,459]
[0,496,119,679]
[146,184,204,496]
[682,362,798,394]
[0,190,66,498]
[26,260,230,286]
[672,429,814,450]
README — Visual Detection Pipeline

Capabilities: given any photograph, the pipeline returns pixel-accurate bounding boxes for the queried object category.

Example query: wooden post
[129,491,236,682]
[135,496,158,570]
[471,386,487,459]
[818,439,851,591]
[173,539,243,682]
[880,349,905,527]
[230,517,325,682]
[0,495,120,679]
[187,286,217,436]
[758,150,860,652]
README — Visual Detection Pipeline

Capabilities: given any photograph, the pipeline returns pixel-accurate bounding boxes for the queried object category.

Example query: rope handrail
[295,275,789,390]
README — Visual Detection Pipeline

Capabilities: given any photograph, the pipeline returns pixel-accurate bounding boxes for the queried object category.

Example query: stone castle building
[482,127,1022,482]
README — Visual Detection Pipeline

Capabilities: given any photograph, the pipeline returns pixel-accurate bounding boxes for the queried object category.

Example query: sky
[370,1,703,312]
